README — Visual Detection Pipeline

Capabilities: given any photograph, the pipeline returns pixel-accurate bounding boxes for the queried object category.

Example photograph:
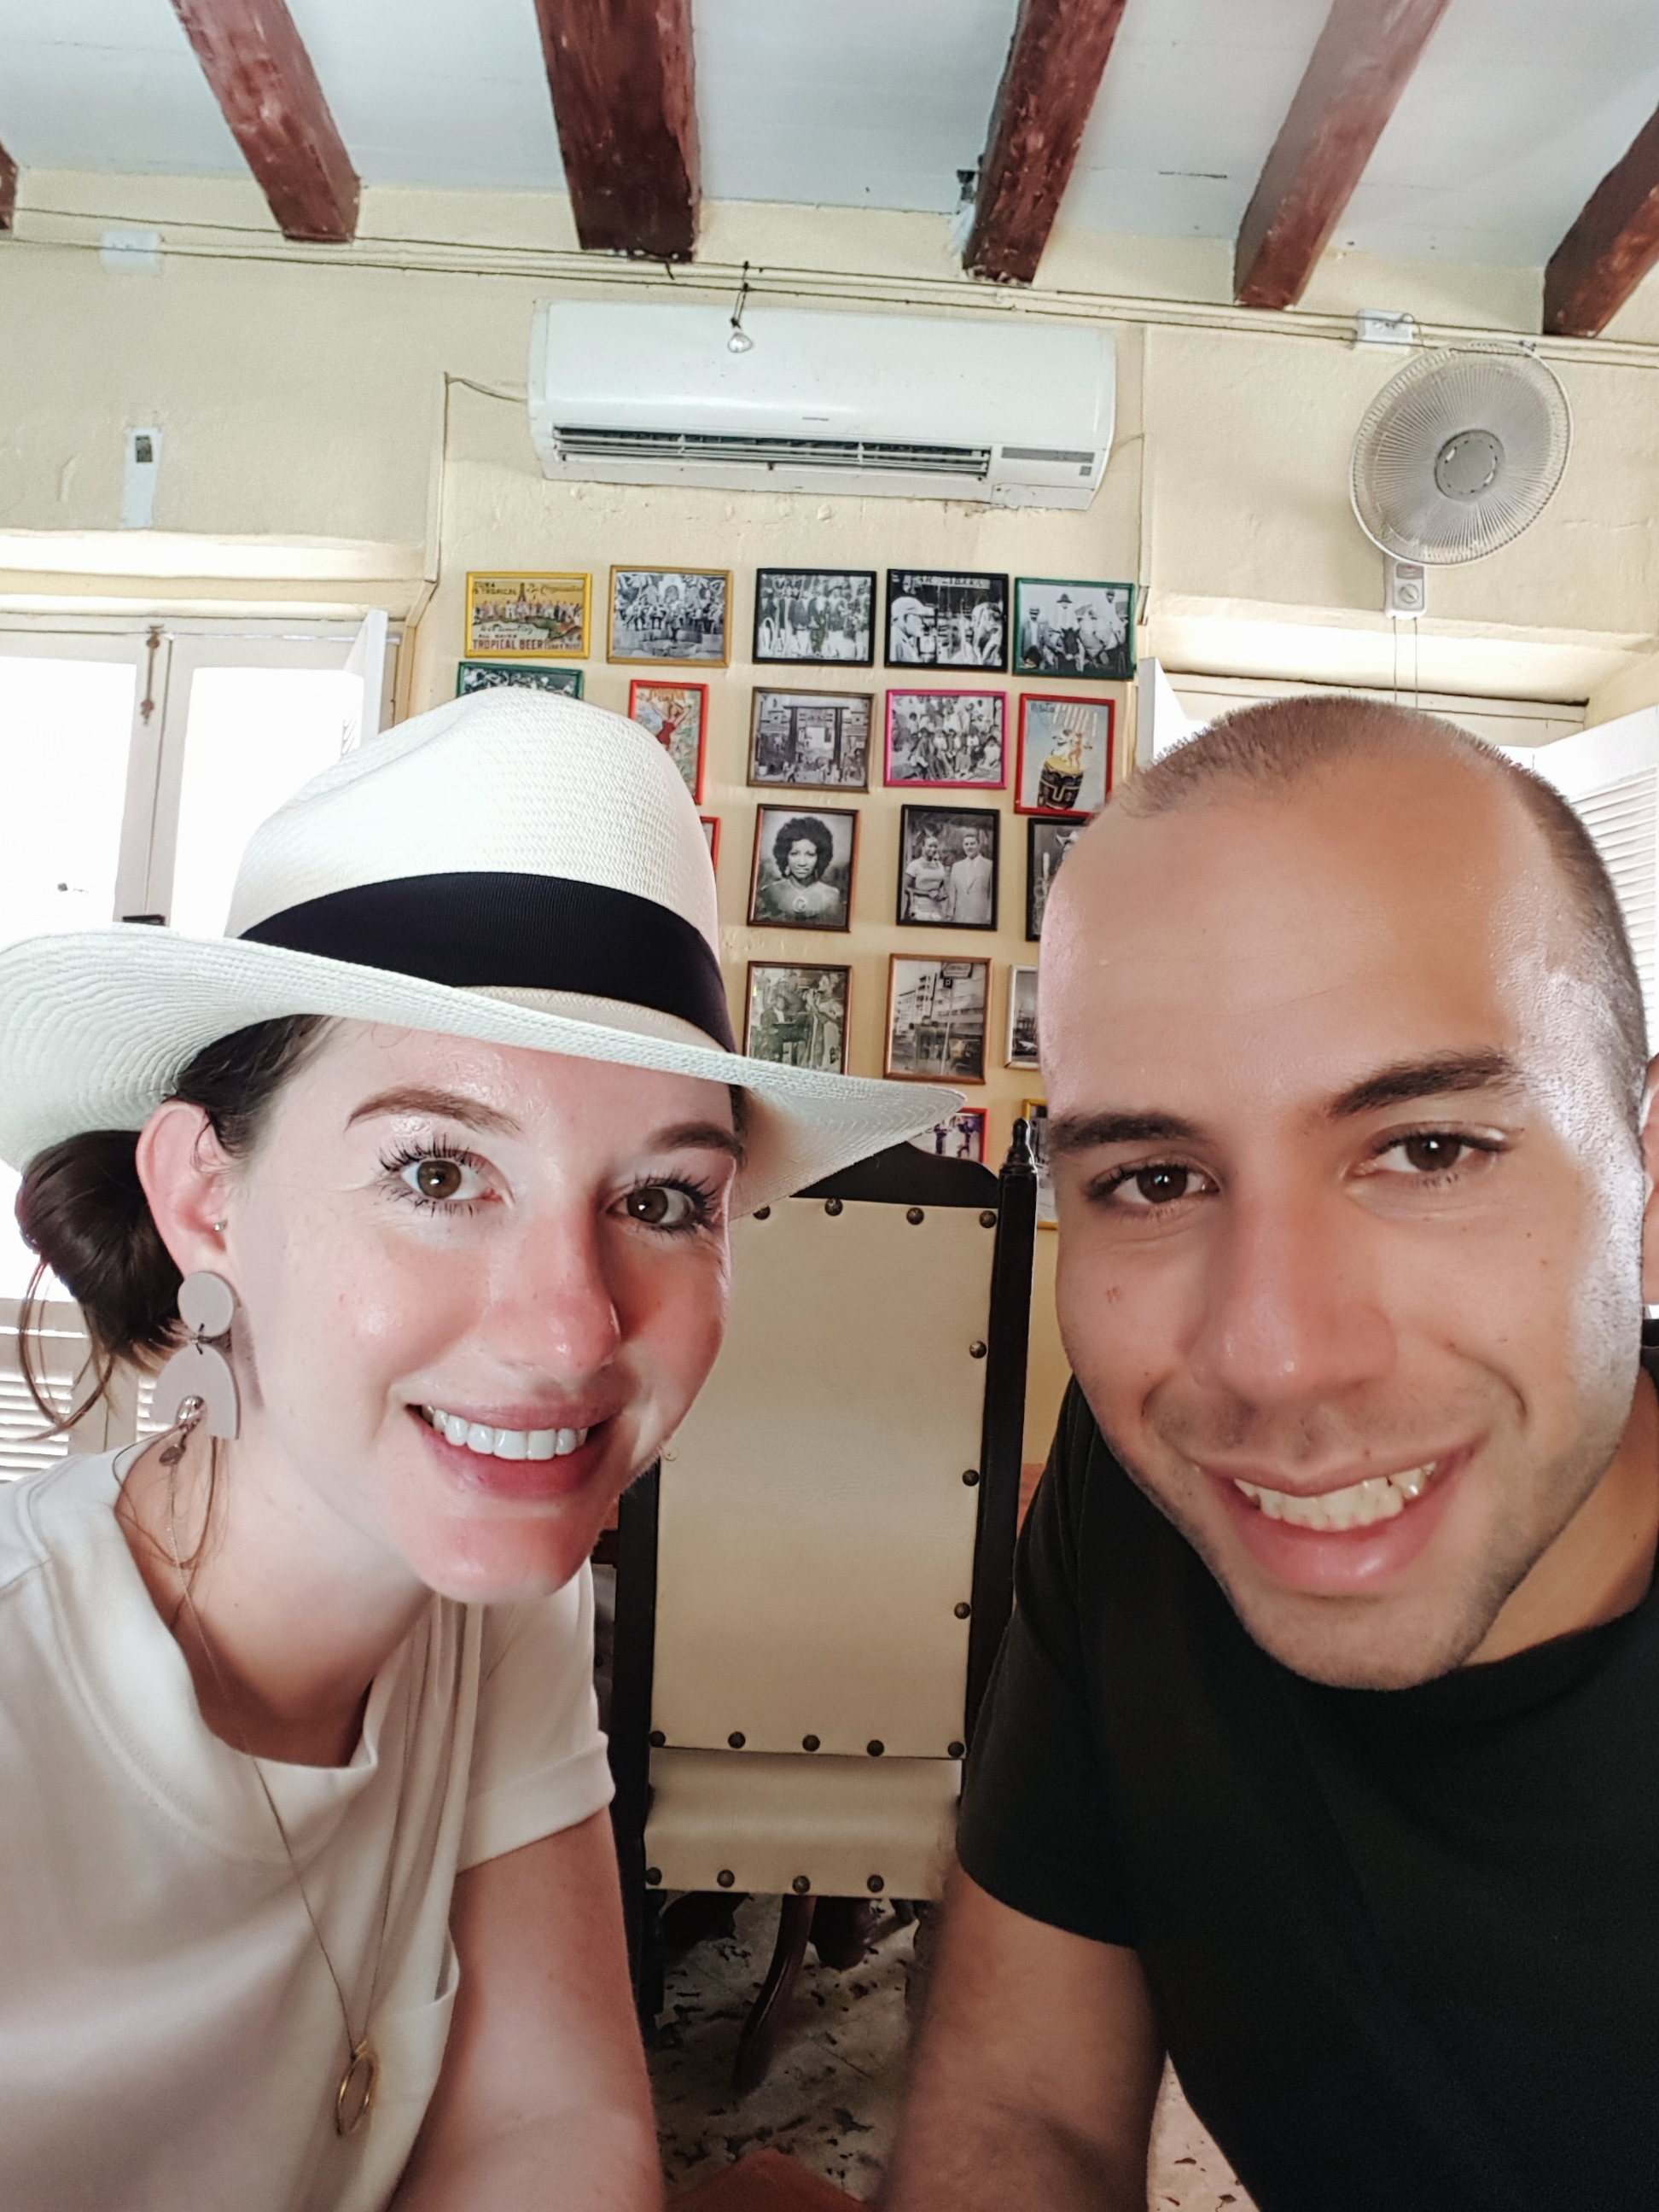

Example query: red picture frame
[1014,693,1115,816]
[629,679,709,805]
[882,689,1008,789]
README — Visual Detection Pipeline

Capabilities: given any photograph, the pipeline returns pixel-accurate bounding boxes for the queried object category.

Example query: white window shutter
[1135,656,1202,767]
[341,608,389,754]
[1507,707,1659,1050]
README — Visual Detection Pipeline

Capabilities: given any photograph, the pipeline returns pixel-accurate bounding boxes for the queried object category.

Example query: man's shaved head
[1037,691,1659,1691]
[1122,696,1647,1126]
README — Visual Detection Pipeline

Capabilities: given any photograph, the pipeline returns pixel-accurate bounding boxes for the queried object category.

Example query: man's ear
[134,1101,235,1285]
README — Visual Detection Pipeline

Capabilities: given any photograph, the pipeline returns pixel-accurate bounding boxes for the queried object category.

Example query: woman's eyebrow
[649,1120,746,1163]
[346,1086,521,1137]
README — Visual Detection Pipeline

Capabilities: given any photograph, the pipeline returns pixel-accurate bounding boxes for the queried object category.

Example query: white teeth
[423,1408,589,1462]
[1232,1462,1436,1532]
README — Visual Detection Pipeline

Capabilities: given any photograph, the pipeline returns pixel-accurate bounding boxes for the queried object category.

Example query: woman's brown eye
[627,1186,672,1225]
[414,1159,463,1200]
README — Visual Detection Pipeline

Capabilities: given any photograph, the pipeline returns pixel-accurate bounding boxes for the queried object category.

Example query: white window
[0,614,393,1476]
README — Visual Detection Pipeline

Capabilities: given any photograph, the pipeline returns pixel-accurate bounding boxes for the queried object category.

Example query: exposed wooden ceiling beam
[1234,0,1451,311]
[533,0,698,262]
[964,0,1130,287]
[0,138,16,236]
[1544,103,1659,336]
[169,0,358,243]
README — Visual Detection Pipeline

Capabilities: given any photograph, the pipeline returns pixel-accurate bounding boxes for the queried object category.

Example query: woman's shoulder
[0,1451,125,1603]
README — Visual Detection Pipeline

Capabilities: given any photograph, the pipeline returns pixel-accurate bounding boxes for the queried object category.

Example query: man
[888,697,1659,2211]
[947,825,994,926]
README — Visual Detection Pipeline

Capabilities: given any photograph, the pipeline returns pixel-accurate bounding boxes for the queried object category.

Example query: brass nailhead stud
[969,1340,987,1359]
[754,1206,771,1220]
[962,1468,980,1487]
[792,1874,811,1895]
[802,1733,820,1751]
[906,1206,924,1224]
[867,1874,885,1894]
[867,1739,885,1757]
[947,1740,965,1759]
[646,1866,662,1886]
[728,1731,746,1749]
[824,1196,843,1215]
[979,1209,998,1228]
[717,1869,736,1889]
[649,1729,666,1747]
[954,1601,971,1619]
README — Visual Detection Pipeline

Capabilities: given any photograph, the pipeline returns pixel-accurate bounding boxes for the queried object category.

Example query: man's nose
[486,1210,624,1381]
[1185,1184,1394,1411]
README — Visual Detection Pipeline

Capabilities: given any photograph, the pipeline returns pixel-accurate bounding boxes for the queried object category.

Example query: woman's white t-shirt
[0,1448,614,2211]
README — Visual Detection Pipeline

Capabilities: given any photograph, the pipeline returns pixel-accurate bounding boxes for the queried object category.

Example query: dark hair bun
[16,1130,181,1366]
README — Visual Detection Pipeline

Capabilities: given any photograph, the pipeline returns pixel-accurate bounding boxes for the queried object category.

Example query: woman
[0,690,934,2211]
[753,816,844,927]
[903,830,952,924]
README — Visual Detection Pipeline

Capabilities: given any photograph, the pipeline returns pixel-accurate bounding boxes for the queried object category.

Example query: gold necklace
[160,1406,396,2138]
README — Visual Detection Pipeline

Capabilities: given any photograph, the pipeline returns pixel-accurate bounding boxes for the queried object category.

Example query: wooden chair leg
[810,1895,881,1970]
[734,1894,816,2096]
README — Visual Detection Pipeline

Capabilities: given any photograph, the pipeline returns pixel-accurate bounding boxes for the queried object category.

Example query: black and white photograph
[608,566,731,665]
[1027,815,1086,940]
[743,963,851,1072]
[456,661,584,700]
[1014,578,1135,681]
[748,689,872,789]
[753,569,876,666]
[883,690,1006,788]
[1022,1097,1056,1225]
[897,806,998,929]
[1007,965,1039,1068]
[885,570,1008,671]
[909,1107,987,1163]
[885,956,988,1084]
[748,805,858,931]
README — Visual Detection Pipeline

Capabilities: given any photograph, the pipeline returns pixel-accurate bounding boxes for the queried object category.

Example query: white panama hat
[0,688,954,1214]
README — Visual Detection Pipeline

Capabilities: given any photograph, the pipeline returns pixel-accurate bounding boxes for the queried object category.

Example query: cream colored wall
[8,168,1659,1454]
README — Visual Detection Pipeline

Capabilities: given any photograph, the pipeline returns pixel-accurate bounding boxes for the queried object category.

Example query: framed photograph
[744,963,851,1073]
[754,569,876,667]
[886,570,1009,671]
[897,806,998,930]
[909,1106,988,1163]
[701,817,720,865]
[456,661,583,700]
[1027,815,1086,940]
[608,566,731,666]
[1007,966,1039,1068]
[1014,579,1135,681]
[628,680,707,802]
[1022,1097,1056,1227]
[885,957,989,1085]
[748,806,858,931]
[1016,695,1115,816]
[748,688,872,790]
[883,690,1006,789]
[464,573,589,659]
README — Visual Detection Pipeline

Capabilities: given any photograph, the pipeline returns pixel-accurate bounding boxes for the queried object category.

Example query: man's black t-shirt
[957,1377,1659,2212]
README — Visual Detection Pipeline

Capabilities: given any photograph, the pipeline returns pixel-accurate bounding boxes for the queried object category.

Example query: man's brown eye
[1402,1135,1461,1173]
[1136,1167,1190,1205]
[415,1159,463,1199]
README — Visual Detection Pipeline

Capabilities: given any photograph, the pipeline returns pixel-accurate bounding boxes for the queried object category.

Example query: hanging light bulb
[727,261,754,354]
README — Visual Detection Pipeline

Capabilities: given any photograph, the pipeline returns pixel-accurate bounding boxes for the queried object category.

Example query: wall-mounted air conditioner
[528,302,1114,509]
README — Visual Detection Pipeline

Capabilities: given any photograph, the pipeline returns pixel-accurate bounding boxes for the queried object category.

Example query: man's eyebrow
[1047,1109,1204,1156]
[1326,1051,1526,1121]
[649,1120,746,1164]
[346,1086,521,1137]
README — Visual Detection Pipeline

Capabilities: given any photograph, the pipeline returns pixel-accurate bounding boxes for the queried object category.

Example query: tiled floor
[649,1894,1256,2208]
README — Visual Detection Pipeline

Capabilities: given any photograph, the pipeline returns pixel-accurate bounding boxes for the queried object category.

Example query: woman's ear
[135,1101,234,1284]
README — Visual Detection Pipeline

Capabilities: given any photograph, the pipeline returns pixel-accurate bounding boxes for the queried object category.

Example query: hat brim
[0,929,960,1216]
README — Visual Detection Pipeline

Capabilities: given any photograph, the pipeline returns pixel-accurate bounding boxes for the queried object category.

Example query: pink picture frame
[882,689,1008,789]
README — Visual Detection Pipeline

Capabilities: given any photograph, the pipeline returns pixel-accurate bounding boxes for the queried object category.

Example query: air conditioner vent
[998,445,1095,465]
[551,426,992,479]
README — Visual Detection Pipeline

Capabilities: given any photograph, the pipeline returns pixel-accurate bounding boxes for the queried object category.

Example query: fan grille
[1350,347,1571,566]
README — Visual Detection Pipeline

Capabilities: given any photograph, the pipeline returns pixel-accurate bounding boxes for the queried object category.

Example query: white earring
[151,1272,241,1441]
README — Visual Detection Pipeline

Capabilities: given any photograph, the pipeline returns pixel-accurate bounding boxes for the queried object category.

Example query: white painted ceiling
[3,0,1659,268]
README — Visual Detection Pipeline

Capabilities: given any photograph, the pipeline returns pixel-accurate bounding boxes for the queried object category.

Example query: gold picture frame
[608,566,732,667]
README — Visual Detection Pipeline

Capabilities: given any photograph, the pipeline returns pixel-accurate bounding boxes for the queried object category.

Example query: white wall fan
[1349,346,1572,614]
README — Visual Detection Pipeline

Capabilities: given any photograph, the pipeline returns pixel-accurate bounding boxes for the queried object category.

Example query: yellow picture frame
[463,572,590,660]
[608,565,732,667]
